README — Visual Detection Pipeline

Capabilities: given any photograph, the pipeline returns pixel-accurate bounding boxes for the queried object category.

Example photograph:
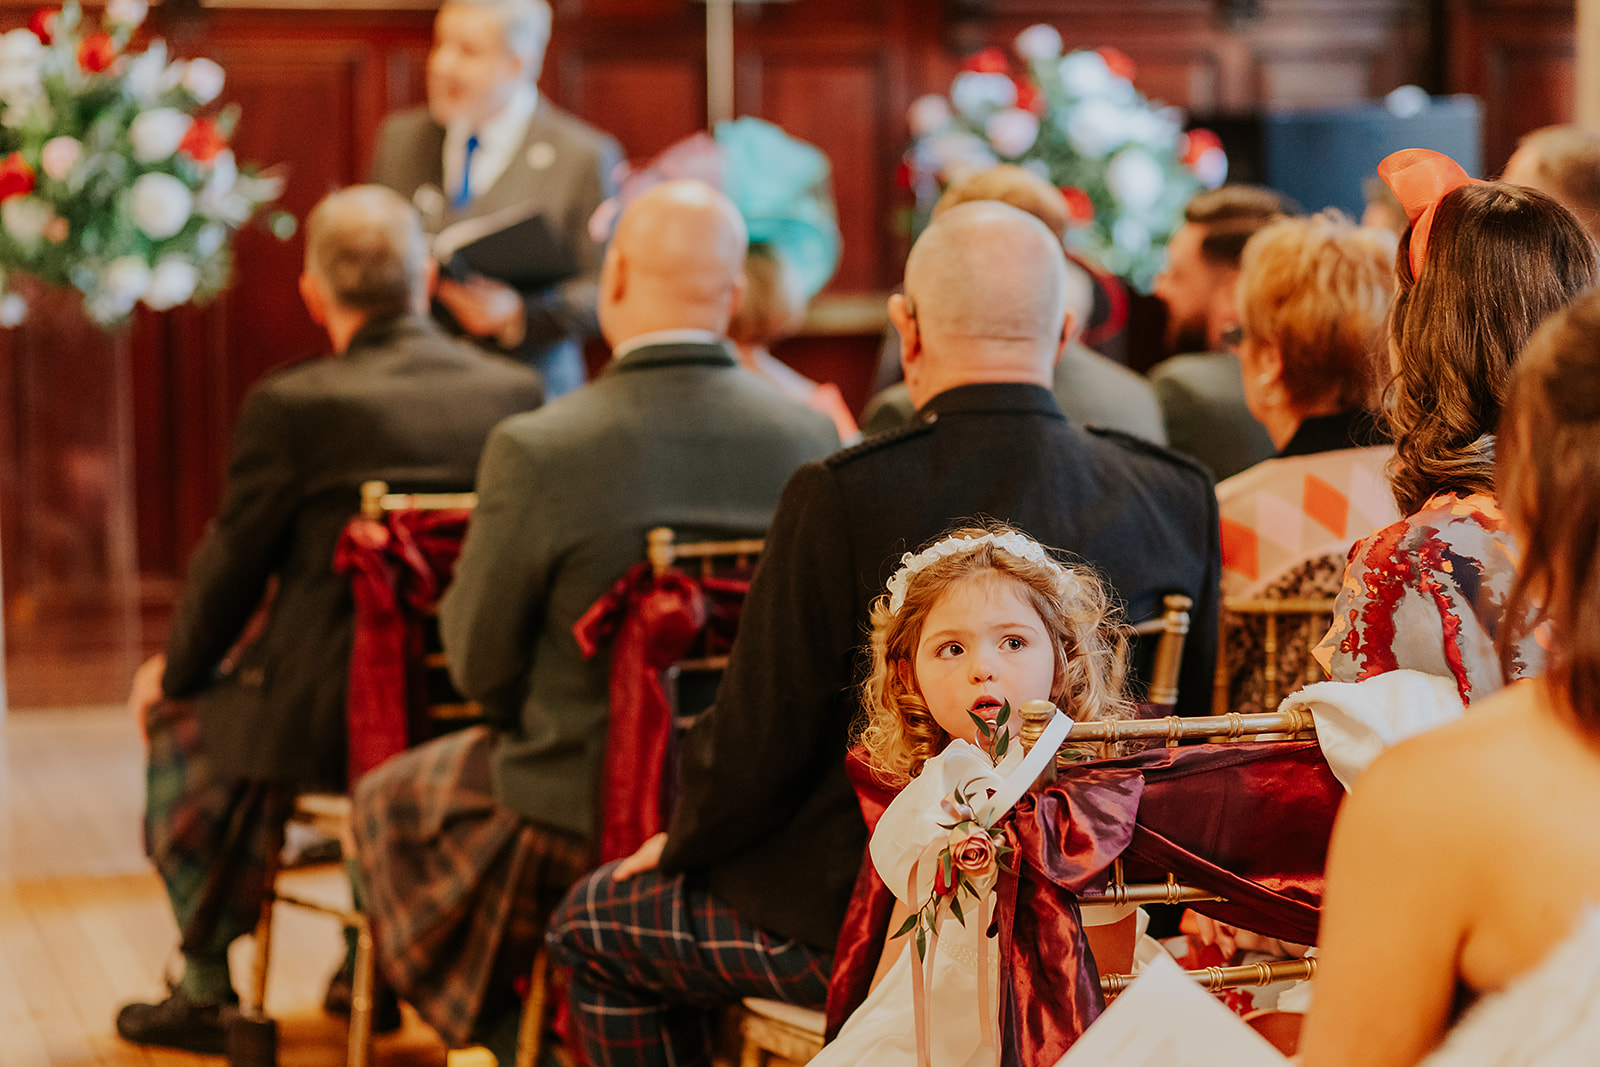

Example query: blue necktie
[453,133,480,209]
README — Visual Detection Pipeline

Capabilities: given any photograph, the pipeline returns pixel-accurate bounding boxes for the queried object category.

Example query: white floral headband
[885,531,1065,615]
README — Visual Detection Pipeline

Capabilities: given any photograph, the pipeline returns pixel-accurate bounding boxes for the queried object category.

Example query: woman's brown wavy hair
[856,524,1132,787]
[1497,288,1600,732]
[1386,182,1598,517]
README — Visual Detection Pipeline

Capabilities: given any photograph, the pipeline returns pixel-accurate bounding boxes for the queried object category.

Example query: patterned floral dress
[1312,491,1544,705]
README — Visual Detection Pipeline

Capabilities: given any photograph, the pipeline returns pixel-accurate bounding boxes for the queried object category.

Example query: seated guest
[1315,150,1598,705]
[546,200,1220,1067]
[1216,211,1399,711]
[730,242,861,444]
[351,179,839,1057]
[861,165,1166,445]
[1149,185,1298,480]
[1500,124,1600,242]
[114,185,544,1054]
[1301,287,1600,1067]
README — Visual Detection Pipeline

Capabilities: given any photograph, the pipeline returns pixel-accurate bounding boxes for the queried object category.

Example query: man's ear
[299,272,327,327]
[1054,309,1078,367]
[726,272,747,328]
[602,247,627,306]
[888,292,920,369]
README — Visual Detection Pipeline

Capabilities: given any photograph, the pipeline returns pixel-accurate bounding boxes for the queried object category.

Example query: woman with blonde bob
[1301,286,1600,1066]
[1217,210,1400,710]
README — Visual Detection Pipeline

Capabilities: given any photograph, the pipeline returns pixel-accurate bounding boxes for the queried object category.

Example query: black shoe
[323,958,403,1034]
[115,988,237,1055]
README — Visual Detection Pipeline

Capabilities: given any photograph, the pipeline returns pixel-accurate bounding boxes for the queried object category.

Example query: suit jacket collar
[343,313,441,359]
[918,382,1064,422]
[604,340,738,376]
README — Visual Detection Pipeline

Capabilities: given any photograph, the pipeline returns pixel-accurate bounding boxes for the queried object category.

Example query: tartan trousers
[546,863,832,1067]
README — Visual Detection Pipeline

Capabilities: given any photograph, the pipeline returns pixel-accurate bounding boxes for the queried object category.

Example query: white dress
[810,723,1068,1067]
[1418,908,1600,1067]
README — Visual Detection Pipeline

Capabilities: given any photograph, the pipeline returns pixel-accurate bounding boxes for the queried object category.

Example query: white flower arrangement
[903,25,1229,291]
[0,1,288,328]
[886,531,1059,616]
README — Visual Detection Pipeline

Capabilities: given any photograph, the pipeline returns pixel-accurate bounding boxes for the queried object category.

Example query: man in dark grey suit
[371,0,622,398]
[114,186,543,1055]
[547,201,1220,1067]
[350,179,838,1056]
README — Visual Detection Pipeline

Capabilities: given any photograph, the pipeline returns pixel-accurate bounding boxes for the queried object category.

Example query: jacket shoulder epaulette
[823,419,934,469]
[1086,424,1216,485]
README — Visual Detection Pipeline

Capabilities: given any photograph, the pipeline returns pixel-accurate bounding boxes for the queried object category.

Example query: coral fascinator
[1377,147,1485,280]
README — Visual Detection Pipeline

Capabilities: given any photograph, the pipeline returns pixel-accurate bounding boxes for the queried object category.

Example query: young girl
[814,524,1133,1067]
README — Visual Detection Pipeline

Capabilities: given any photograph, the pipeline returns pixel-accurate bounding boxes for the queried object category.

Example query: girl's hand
[612,832,668,881]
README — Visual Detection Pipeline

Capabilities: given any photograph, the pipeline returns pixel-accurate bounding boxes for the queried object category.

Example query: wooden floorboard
[1,707,449,1067]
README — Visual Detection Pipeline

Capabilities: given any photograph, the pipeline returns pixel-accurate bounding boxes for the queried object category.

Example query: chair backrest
[1130,593,1193,708]
[646,526,763,723]
[1017,699,1326,996]
[360,479,481,731]
[1213,596,1338,715]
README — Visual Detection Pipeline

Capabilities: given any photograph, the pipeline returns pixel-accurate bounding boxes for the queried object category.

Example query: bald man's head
[905,199,1068,350]
[598,179,749,348]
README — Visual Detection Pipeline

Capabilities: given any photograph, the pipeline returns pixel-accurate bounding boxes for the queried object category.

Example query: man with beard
[1148,185,1296,481]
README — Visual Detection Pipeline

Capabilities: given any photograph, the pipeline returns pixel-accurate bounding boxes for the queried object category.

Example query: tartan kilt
[353,726,593,1047]
[144,697,296,958]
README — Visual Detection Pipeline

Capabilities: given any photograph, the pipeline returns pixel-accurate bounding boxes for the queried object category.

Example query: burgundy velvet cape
[827,740,1342,1064]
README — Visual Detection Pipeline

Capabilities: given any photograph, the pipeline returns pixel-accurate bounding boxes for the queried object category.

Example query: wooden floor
[0,705,451,1067]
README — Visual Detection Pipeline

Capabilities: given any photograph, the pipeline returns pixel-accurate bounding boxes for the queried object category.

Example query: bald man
[351,180,838,1055]
[547,201,1221,1067]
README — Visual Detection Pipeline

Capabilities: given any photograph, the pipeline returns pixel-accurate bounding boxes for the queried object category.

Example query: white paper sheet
[1054,954,1291,1067]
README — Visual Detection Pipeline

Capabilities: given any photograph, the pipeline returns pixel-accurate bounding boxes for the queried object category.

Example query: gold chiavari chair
[1014,699,1321,1000]
[1213,596,1339,716]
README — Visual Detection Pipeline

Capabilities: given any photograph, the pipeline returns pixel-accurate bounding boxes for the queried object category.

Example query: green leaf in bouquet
[890,911,919,940]
[949,892,965,926]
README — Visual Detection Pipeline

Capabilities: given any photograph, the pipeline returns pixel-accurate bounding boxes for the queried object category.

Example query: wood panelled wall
[0,0,1579,588]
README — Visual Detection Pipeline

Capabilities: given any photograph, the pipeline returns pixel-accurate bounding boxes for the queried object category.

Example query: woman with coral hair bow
[1311,148,1598,707]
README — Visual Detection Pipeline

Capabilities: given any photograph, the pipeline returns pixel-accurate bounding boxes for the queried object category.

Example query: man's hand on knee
[129,653,167,740]
[612,832,667,881]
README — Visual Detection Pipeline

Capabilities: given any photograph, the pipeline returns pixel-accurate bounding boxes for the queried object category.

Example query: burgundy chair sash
[573,561,707,863]
[334,508,471,785]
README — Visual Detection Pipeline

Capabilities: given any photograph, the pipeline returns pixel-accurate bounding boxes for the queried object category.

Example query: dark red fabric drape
[573,562,707,864]
[334,509,472,785]
[827,740,1344,1062]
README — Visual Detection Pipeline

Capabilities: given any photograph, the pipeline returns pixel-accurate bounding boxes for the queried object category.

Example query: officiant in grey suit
[371,0,622,397]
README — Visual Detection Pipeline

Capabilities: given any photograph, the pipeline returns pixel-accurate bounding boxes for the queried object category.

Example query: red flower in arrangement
[1096,46,1138,82]
[0,153,37,201]
[895,159,914,191]
[963,46,1011,75]
[1182,128,1223,167]
[1060,186,1095,226]
[27,7,57,44]
[179,117,228,164]
[933,858,957,897]
[77,32,117,74]
[1014,77,1043,115]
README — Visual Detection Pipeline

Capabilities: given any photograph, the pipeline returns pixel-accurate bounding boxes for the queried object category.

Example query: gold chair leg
[514,947,550,1067]
[248,893,274,1018]
[347,915,375,1067]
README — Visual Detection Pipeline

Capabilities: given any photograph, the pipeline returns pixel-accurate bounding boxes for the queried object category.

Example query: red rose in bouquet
[0,154,37,201]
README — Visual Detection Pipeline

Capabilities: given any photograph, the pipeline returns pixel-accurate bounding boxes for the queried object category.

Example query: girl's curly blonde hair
[857,524,1132,786]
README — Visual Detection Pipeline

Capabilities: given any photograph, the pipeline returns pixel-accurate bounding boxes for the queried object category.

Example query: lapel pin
[526,142,557,171]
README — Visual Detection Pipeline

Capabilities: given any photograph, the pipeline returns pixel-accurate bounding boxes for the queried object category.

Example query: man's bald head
[893,202,1068,406]
[598,179,749,348]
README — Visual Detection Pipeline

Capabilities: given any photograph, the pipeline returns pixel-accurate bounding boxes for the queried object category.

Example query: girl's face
[913,572,1057,747]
